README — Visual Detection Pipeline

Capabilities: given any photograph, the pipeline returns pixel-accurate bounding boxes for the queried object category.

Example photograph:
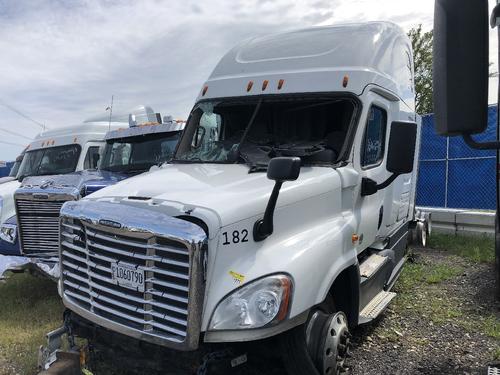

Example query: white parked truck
[0,121,121,227]
[11,116,183,277]
[48,22,426,374]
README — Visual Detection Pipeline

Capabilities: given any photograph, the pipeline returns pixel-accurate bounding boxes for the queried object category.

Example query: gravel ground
[348,247,500,375]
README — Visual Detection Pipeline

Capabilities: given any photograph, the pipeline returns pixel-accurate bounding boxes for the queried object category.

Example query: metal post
[108,95,114,132]
[445,136,450,208]
[495,0,500,300]
[496,3,500,300]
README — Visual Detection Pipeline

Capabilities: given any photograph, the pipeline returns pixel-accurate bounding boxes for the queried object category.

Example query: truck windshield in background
[18,144,81,180]
[100,132,181,173]
[8,158,22,178]
[174,96,356,167]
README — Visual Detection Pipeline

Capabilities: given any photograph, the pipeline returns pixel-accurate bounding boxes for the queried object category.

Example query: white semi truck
[45,22,426,374]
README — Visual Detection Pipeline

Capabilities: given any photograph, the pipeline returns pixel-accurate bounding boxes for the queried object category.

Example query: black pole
[496,22,500,300]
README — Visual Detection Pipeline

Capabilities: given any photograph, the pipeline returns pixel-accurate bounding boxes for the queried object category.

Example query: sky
[0,0,496,160]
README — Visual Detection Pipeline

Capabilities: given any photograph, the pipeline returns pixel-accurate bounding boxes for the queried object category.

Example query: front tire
[280,302,351,375]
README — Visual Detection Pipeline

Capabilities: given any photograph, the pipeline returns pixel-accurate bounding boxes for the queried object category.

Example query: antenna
[107,95,114,131]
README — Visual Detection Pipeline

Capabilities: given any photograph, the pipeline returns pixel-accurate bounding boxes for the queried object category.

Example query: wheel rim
[306,311,350,375]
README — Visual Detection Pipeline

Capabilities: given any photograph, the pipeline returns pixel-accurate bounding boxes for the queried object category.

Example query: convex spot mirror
[433,0,489,136]
[387,122,417,175]
[267,157,301,182]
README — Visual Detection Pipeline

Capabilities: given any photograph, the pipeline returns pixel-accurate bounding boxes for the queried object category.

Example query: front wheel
[280,307,351,375]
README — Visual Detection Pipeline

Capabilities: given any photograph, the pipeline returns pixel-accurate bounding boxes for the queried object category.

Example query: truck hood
[19,170,130,198]
[0,177,15,185]
[87,163,341,228]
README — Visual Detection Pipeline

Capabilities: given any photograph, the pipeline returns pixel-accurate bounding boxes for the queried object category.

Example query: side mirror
[433,0,489,136]
[267,157,301,182]
[254,157,301,241]
[362,122,417,196]
[386,122,417,175]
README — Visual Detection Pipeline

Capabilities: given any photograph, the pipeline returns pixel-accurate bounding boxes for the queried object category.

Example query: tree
[408,25,433,115]
[408,25,497,115]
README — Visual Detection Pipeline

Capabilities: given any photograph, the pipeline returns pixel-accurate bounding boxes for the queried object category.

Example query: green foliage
[428,233,494,263]
[0,273,64,374]
[408,25,433,115]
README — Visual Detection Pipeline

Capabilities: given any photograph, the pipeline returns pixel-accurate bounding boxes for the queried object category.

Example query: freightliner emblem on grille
[98,219,122,229]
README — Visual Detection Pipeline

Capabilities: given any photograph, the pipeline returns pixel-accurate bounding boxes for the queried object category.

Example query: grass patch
[0,272,64,374]
[480,315,500,340]
[428,233,494,263]
[394,257,500,341]
[397,262,463,289]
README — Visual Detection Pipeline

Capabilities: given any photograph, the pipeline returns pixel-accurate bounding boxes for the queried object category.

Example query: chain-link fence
[416,106,497,210]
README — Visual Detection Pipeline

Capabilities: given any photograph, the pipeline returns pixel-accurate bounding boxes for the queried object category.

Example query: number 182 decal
[222,229,249,245]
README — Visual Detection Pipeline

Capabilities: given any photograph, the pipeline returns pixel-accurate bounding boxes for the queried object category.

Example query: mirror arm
[253,181,283,242]
[463,134,500,150]
[376,173,399,190]
[361,173,399,197]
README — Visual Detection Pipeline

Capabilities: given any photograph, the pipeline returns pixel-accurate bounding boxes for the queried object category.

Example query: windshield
[174,96,356,168]
[100,131,181,173]
[9,158,22,177]
[18,144,81,179]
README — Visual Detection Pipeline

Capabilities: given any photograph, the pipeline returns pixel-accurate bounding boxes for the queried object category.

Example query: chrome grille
[16,198,67,257]
[60,214,204,349]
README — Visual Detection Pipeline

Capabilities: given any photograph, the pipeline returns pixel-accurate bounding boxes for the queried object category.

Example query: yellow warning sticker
[229,270,245,284]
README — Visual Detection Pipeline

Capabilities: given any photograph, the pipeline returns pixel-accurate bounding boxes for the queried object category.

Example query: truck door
[355,100,390,249]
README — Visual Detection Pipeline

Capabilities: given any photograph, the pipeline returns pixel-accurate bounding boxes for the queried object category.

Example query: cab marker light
[277,79,285,90]
[343,75,349,88]
[73,137,78,143]
[262,80,269,91]
[247,81,254,92]
[41,142,45,147]
[202,85,208,96]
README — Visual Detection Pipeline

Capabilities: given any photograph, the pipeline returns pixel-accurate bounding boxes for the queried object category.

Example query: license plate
[111,262,145,292]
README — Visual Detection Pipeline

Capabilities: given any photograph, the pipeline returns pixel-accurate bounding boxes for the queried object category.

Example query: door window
[84,146,101,170]
[361,106,387,167]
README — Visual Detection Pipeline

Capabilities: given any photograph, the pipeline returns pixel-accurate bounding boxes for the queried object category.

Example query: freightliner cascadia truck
[11,114,184,278]
[42,22,428,374]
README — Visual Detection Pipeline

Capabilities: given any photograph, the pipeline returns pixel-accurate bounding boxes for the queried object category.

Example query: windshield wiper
[234,99,263,161]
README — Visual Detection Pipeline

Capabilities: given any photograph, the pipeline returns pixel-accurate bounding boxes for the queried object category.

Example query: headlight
[208,274,293,331]
[0,223,17,244]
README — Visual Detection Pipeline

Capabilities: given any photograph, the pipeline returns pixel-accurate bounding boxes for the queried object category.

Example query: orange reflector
[277,79,285,90]
[262,80,269,91]
[202,85,208,96]
[342,75,349,88]
[277,276,292,321]
[352,234,359,243]
[247,81,254,92]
